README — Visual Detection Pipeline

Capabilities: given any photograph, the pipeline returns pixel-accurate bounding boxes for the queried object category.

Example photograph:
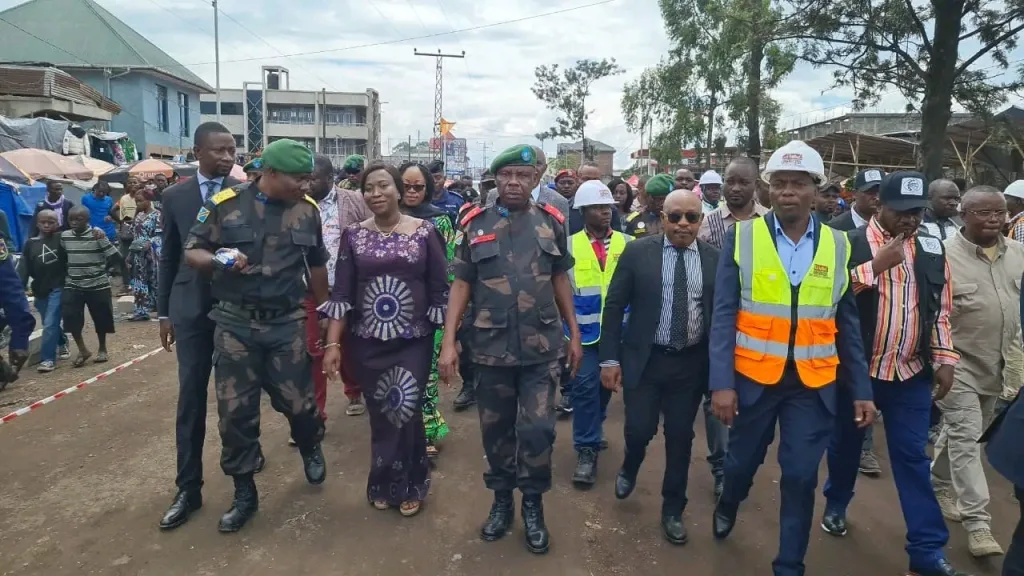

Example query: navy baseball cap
[879,171,929,211]
[854,168,885,192]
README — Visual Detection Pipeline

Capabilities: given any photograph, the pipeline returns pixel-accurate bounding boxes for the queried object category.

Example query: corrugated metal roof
[0,65,121,113]
[0,0,213,93]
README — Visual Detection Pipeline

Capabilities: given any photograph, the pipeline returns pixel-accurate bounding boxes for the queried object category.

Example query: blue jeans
[34,289,66,363]
[571,345,611,451]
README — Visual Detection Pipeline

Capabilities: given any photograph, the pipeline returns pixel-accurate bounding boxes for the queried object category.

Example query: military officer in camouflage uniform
[184,139,330,533]
[439,144,583,555]
[624,172,674,237]
[338,154,365,191]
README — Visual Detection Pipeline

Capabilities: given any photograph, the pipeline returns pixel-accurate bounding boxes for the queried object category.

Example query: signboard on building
[444,138,468,176]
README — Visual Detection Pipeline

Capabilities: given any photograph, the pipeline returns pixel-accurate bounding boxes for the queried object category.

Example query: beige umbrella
[71,154,115,178]
[0,148,93,180]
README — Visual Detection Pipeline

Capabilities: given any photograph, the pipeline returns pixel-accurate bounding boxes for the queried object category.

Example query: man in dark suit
[599,189,719,545]
[157,122,262,530]
[828,168,883,232]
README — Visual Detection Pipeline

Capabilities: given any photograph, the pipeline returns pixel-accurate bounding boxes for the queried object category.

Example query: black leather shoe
[572,448,598,488]
[158,490,202,530]
[521,495,550,554]
[821,508,848,537]
[614,469,636,500]
[713,476,724,499]
[480,491,515,542]
[453,384,475,411]
[556,394,573,416]
[908,558,971,576]
[218,475,258,533]
[712,500,737,539]
[255,450,266,474]
[301,443,326,485]
[661,514,687,545]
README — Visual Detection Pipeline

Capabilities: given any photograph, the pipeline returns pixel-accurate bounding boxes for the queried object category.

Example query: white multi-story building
[199,66,381,167]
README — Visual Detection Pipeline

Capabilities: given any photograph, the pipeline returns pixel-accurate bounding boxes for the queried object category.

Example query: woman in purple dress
[321,163,448,517]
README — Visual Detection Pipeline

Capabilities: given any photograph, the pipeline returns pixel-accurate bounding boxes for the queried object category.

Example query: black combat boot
[521,495,550,554]
[300,443,326,485]
[572,448,598,488]
[453,383,476,411]
[218,474,258,533]
[480,490,515,542]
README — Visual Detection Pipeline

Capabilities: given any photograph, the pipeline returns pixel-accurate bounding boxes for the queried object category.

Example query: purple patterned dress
[318,221,448,506]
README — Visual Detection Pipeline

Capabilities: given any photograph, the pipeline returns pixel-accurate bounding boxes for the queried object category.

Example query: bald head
[530,145,547,166]
[929,178,961,219]
[961,185,1004,211]
[662,189,703,248]
[664,188,701,212]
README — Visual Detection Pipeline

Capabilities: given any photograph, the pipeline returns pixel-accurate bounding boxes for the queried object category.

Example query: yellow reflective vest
[733,217,850,387]
[566,230,631,345]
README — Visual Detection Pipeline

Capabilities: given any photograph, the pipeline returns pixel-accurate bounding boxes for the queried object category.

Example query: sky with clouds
[3,0,1022,169]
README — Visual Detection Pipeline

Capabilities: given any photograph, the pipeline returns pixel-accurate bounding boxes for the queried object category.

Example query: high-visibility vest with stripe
[733,218,850,388]
[564,230,631,344]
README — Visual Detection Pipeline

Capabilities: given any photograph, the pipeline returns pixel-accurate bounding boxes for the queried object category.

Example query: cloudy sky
[4,0,1022,169]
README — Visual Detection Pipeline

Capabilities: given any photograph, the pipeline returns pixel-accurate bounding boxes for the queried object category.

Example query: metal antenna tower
[414,49,465,160]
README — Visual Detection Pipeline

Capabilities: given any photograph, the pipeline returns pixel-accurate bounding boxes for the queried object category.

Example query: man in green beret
[242,158,261,182]
[339,154,365,190]
[183,138,330,533]
[439,143,582,554]
[625,172,673,237]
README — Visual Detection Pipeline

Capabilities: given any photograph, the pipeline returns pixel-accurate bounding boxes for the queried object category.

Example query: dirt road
[0,329,1016,575]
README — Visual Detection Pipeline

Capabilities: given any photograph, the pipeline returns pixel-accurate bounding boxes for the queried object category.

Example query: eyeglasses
[966,209,1008,219]
[403,183,427,193]
[666,211,702,224]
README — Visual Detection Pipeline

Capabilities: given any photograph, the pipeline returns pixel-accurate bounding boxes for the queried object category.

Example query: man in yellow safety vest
[564,180,632,487]
[708,140,877,576]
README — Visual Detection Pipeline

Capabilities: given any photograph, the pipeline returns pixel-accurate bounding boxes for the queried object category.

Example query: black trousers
[623,342,708,516]
[1007,485,1024,576]
[173,319,215,492]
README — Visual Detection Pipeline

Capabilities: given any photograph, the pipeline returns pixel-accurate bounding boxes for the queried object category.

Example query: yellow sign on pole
[439,118,456,136]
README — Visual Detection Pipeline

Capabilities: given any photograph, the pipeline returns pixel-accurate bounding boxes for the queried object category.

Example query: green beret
[261,139,314,175]
[243,158,261,172]
[646,173,674,197]
[342,154,366,173]
[490,144,537,174]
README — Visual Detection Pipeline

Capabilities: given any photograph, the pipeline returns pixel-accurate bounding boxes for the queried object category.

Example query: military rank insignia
[196,206,210,223]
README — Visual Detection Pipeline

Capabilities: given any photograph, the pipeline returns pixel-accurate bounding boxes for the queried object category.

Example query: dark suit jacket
[828,210,861,232]
[598,234,719,389]
[158,176,241,324]
[983,393,1024,487]
[708,213,872,414]
[29,198,74,237]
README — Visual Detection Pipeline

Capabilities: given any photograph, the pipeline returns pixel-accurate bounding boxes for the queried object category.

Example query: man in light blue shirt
[773,213,816,285]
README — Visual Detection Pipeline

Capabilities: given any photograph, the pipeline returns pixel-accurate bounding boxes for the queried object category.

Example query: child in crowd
[61,206,122,367]
[17,210,71,372]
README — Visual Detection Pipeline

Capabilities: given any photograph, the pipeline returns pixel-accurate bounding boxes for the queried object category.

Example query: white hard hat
[699,170,723,186]
[763,140,827,185]
[573,180,616,209]
[1005,180,1024,200]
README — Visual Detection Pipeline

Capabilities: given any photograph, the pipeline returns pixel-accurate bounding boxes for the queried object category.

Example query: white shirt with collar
[196,173,226,202]
[532,184,541,202]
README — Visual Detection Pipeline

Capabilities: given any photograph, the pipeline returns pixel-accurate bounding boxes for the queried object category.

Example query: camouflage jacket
[454,201,574,367]
[624,210,663,237]
[185,182,329,312]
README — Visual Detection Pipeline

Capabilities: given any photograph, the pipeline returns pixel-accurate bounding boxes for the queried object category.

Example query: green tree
[621,66,664,148]
[532,58,625,160]
[788,0,1024,178]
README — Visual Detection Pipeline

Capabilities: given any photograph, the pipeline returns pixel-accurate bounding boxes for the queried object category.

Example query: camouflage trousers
[474,360,560,495]
[213,316,325,476]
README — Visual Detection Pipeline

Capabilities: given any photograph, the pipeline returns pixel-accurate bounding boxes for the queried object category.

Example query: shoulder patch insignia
[196,206,210,223]
[919,236,943,255]
[302,194,319,209]
[539,202,566,224]
[458,202,474,215]
[210,188,238,205]
[626,211,640,222]
[459,205,484,228]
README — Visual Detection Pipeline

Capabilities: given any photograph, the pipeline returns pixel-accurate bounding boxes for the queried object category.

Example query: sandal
[372,500,389,511]
[72,351,92,368]
[400,501,421,517]
[94,352,108,364]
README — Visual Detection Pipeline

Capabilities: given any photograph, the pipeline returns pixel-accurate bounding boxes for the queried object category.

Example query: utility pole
[480,141,489,173]
[407,135,412,162]
[414,49,465,162]
[321,88,327,154]
[212,0,221,123]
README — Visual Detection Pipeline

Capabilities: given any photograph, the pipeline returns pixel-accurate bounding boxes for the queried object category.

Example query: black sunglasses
[403,183,427,193]
[666,211,702,224]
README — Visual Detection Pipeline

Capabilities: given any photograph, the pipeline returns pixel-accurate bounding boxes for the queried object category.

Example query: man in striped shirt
[61,205,122,368]
[821,172,967,576]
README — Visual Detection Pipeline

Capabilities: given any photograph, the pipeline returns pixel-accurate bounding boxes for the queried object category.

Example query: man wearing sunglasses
[709,140,876,575]
[820,171,968,576]
[600,188,719,545]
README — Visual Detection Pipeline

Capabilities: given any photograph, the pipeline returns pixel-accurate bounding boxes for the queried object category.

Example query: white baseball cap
[1005,180,1024,200]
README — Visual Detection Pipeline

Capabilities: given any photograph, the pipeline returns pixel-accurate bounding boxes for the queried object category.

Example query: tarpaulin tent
[0,181,39,251]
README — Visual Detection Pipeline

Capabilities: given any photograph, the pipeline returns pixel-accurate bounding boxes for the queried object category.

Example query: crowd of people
[5,119,1024,575]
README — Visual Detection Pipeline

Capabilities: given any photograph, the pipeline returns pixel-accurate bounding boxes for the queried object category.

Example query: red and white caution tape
[0,347,164,425]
